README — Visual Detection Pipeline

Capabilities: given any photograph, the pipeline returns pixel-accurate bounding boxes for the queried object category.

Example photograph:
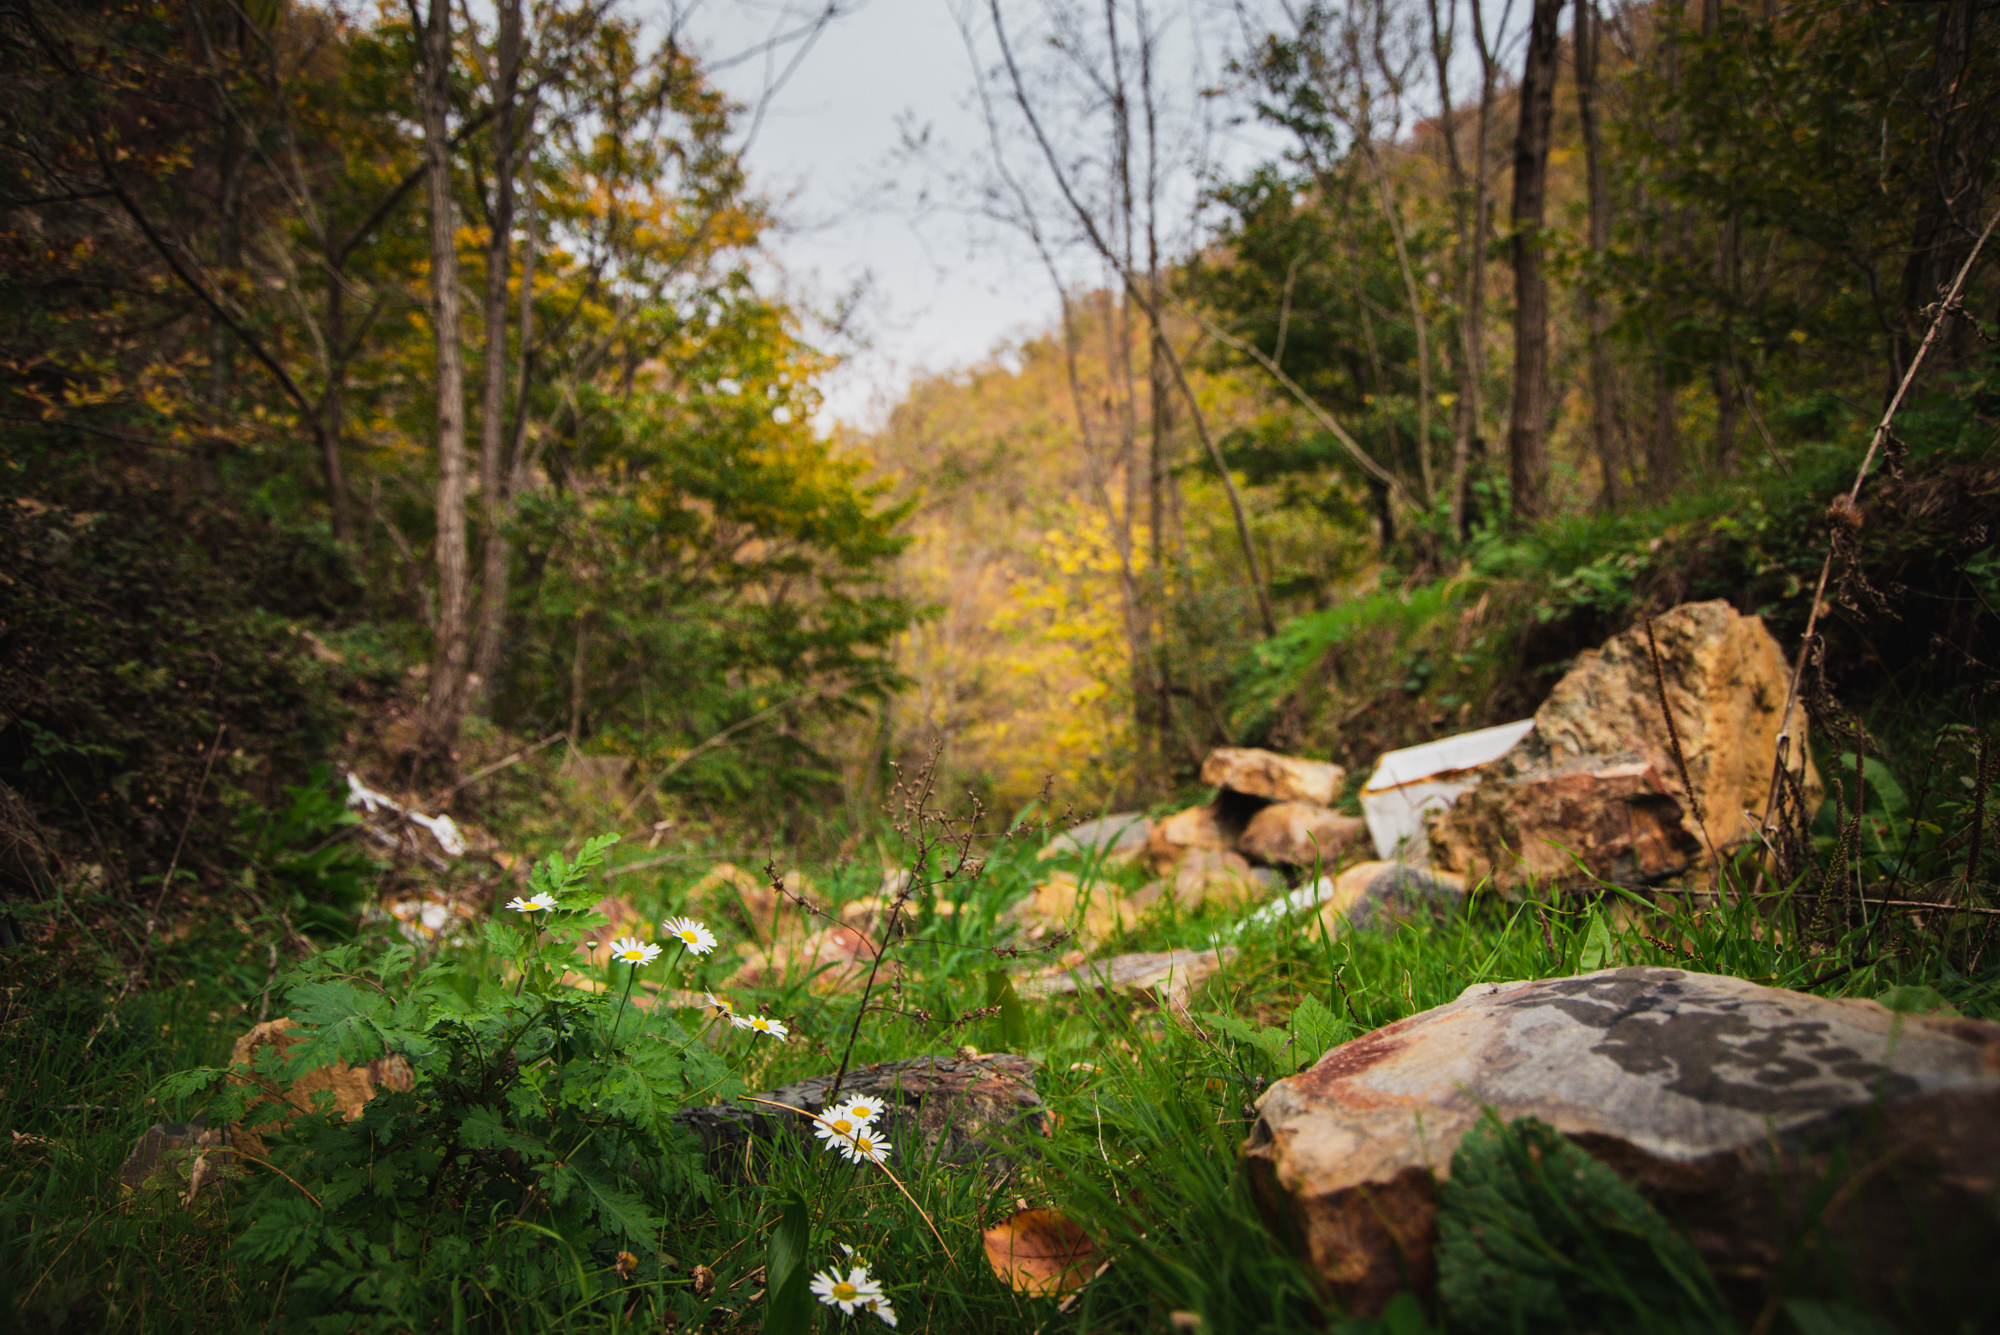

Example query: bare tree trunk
[472,0,524,713]
[1506,0,1564,524]
[1576,0,1622,507]
[1426,0,1476,535]
[419,0,472,744]
[1357,141,1434,509]
[987,0,1273,638]
[1464,0,1502,536]
[1648,365,1678,499]
[1647,3,1687,502]
[320,253,355,542]
[1701,0,1739,479]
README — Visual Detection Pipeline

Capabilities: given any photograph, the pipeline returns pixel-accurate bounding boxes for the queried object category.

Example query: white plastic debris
[1234,877,1339,933]
[344,771,465,857]
[1359,719,1535,865]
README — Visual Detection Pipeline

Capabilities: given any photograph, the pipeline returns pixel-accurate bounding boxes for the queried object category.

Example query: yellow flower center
[830,1117,853,1135]
[832,1282,857,1302]
[856,1136,875,1153]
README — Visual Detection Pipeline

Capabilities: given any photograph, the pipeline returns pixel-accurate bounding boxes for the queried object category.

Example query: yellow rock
[227,1017,414,1158]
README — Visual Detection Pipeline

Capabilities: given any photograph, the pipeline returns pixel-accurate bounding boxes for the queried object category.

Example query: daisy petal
[839,1094,886,1125]
[607,936,662,966]
[660,916,717,955]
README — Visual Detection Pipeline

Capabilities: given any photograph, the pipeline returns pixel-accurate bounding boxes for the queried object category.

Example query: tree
[1505,0,1562,523]
[415,0,473,743]
[1574,0,1625,507]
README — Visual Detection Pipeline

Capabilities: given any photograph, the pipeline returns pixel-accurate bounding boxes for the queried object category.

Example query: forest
[3,0,1999,1331]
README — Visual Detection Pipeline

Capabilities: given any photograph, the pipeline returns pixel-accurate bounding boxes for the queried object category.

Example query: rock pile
[1146,746,1368,879]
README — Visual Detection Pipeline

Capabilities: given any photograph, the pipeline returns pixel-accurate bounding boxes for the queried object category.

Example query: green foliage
[0,473,356,897]
[1228,579,1474,735]
[1611,1,2000,444]
[180,835,740,1331]
[235,764,376,939]
[763,1193,814,1335]
[1438,1114,1726,1334]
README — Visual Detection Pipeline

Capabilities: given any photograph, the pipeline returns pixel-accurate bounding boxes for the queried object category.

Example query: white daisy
[660,916,717,955]
[607,937,661,966]
[838,1094,886,1125]
[505,892,558,913]
[832,1128,891,1166]
[731,1013,789,1041]
[705,992,736,1017]
[813,1107,864,1145]
[809,1265,882,1315]
[861,1295,898,1328]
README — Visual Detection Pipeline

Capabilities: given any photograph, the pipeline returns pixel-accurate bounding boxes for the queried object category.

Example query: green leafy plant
[160,834,741,1331]
[235,763,376,939]
[1437,1113,1726,1334]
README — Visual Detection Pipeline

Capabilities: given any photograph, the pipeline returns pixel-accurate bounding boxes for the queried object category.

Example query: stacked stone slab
[1143,747,1368,886]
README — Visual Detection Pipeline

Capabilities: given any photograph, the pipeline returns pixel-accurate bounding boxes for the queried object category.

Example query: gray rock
[1244,966,2000,1320]
[1037,813,1153,863]
[118,1120,234,1199]
[674,1052,1042,1181]
[1019,947,1239,1009]
[1314,861,1468,935]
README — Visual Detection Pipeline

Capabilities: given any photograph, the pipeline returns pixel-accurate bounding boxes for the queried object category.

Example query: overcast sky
[668,0,1512,432]
[670,0,1308,431]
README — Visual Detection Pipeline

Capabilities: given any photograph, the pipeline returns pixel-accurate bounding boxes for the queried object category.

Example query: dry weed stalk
[1761,205,2000,831]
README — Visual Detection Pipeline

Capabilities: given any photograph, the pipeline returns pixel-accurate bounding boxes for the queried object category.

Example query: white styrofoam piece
[1360,719,1535,863]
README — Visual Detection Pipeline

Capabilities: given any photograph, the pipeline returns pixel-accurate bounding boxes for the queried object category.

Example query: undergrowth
[6,774,1995,1334]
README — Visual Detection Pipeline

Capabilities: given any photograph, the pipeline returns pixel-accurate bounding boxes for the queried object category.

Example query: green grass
[5,813,1995,1334]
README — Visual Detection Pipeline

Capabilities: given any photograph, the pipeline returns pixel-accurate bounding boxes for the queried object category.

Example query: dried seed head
[1826,494,1865,532]
[692,1264,715,1298]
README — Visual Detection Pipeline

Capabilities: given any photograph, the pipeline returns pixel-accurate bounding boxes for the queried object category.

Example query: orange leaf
[981,1208,1100,1297]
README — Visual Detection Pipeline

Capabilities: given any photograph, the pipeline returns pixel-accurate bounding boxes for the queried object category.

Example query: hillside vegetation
[2,0,1999,1332]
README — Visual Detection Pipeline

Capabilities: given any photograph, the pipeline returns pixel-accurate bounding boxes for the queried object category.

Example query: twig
[1644,619,1719,868]
[149,723,227,931]
[1852,898,2000,918]
[827,745,945,1103]
[226,1148,325,1208]
[615,691,831,827]
[1761,205,2000,829]
[428,731,567,805]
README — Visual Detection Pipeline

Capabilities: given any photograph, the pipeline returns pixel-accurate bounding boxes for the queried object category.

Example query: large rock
[227,1017,415,1158]
[1430,601,1812,889]
[1202,747,1347,805]
[727,923,882,994]
[1313,862,1466,935]
[1239,802,1369,868]
[1010,871,1151,945]
[1244,967,2000,1320]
